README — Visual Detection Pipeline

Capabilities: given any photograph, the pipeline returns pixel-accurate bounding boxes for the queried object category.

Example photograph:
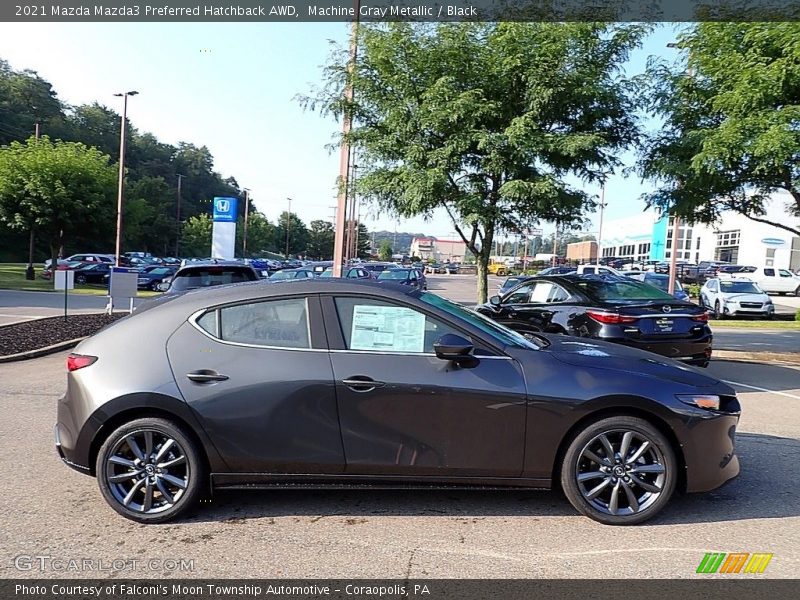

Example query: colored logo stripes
[697,552,773,574]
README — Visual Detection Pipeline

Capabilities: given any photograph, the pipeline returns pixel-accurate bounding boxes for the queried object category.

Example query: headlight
[677,394,720,410]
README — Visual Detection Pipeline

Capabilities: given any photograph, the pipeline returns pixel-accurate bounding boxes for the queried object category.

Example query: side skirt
[210,473,552,491]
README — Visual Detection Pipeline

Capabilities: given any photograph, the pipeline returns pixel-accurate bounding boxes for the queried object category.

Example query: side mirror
[434,334,475,365]
[156,281,170,292]
[489,295,502,306]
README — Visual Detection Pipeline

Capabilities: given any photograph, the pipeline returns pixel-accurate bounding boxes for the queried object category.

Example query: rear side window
[764,268,775,276]
[196,298,310,349]
[171,267,256,290]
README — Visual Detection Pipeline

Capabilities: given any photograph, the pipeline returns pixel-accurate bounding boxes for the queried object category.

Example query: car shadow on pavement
[182,432,799,525]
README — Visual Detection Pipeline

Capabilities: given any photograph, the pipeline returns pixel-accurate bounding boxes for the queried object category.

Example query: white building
[410,236,467,262]
[599,193,800,270]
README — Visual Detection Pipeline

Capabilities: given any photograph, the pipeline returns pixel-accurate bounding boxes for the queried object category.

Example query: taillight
[586,310,638,325]
[691,312,709,322]
[67,353,97,372]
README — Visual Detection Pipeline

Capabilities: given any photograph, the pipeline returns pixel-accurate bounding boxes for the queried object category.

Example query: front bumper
[724,304,774,317]
[681,411,740,493]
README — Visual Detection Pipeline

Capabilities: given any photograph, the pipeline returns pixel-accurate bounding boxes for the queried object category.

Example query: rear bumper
[54,422,91,475]
[608,336,712,365]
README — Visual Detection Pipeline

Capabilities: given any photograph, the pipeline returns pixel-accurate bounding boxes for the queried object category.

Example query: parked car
[319,267,373,279]
[740,266,800,296]
[306,261,334,275]
[40,260,86,280]
[442,262,460,274]
[700,278,774,319]
[361,262,400,276]
[537,266,577,276]
[377,267,428,290]
[160,262,260,293]
[73,262,113,285]
[56,279,740,525]
[717,265,756,275]
[476,274,712,367]
[269,268,316,281]
[678,261,730,284]
[137,266,178,291]
[627,272,690,302]
[576,264,622,276]
[424,262,443,274]
[44,253,114,269]
[498,275,536,295]
[653,260,694,275]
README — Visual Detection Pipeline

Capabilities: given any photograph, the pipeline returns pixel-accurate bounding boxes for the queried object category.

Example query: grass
[0,263,159,298]
[710,319,800,330]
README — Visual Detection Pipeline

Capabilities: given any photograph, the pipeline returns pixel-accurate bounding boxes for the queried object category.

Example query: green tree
[306,219,335,259]
[305,23,646,301]
[378,239,393,261]
[0,136,116,271]
[640,23,800,236]
[180,213,213,257]
[274,211,310,257]
[238,211,275,257]
[356,222,370,259]
[0,60,64,146]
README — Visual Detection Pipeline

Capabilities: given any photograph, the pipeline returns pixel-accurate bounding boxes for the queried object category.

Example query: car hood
[720,292,769,302]
[541,335,720,388]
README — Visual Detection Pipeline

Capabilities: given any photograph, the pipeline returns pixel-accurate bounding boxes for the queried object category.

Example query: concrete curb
[0,337,86,363]
[714,349,800,366]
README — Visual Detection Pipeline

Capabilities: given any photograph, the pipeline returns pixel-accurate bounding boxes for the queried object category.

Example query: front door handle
[342,377,385,392]
[186,370,229,383]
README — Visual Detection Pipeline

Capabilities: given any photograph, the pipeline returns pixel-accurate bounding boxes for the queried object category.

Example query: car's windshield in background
[378,270,409,280]
[419,293,539,350]
[571,277,675,302]
[170,268,255,291]
[720,281,761,294]
[644,275,682,292]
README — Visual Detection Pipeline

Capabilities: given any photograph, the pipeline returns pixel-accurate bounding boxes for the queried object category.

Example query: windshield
[720,281,761,294]
[171,267,255,291]
[419,293,538,350]
[570,277,675,302]
[644,275,682,292]
[319,270,333,278]
[378,270,409,280]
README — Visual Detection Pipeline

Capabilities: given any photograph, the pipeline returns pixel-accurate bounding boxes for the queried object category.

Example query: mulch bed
[0,313,126,357]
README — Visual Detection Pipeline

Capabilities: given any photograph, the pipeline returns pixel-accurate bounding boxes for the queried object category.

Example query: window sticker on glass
[350,305,426,352]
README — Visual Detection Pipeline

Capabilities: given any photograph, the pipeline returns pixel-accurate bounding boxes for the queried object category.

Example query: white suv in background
[44,253,114,269]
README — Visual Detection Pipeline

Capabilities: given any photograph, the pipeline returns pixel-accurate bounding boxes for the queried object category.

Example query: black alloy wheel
[561,416,677,525]
[96,417,204,523]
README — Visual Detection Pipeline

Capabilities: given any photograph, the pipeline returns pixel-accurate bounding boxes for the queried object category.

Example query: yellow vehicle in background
[487,260,508,276]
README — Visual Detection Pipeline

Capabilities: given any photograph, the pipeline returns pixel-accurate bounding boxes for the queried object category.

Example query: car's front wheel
[561,415,677,525]
[96,417,204,523]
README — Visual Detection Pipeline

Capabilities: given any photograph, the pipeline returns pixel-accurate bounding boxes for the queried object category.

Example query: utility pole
[285,198,292,259]
[113,91,138,266]
[242,188,250,257]
[597,181,607,262]
[175,174,184,257]
[25,123,41,280]
[332,0,360,276]
[668,213,681,295]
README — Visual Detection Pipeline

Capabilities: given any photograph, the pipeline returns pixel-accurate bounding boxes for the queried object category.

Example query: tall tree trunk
[475,227,494,304]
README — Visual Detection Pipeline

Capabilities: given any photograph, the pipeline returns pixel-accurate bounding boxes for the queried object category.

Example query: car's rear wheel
[561,416,677,525]
[713,300,723,320]
[795,286,800,297]
[96,417,204,524]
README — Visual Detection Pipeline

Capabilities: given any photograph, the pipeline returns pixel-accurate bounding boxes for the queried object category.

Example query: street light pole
[597,181,607,262]
[285,198,292,259]
[113,91,138,266]
[242,188,250,257]
[175,174,184,257]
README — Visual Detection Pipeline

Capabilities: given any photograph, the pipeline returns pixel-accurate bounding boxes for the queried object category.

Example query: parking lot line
[723,380,800,400]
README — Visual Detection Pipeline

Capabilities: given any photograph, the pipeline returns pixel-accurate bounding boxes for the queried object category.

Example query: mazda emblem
[662,305,672,314]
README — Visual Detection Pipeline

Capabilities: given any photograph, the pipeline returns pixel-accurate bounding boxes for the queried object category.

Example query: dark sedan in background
[73,262,113,285]
[477,275,712,367]
[57,280,739,526]
[377,267,428,290]
[137,266,177,290]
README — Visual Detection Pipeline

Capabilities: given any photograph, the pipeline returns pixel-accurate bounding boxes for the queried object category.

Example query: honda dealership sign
[212,196,238,259]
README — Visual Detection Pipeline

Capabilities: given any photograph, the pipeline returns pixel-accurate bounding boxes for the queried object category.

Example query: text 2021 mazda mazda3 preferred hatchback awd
[55,279,740,525]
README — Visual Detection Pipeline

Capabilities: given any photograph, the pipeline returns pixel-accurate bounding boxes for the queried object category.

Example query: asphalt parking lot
[1,275,799,579]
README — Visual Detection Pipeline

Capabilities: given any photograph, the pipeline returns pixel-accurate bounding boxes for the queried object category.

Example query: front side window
[779,270,793,278]
[334,297,460,354]
[198,297,310,349]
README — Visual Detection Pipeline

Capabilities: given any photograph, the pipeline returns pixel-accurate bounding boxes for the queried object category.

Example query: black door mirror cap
[434,334,477,366]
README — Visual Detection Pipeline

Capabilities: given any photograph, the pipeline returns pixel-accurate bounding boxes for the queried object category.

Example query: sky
[0,22,680,241]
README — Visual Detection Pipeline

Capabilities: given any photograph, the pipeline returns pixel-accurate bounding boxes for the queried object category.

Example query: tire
[713,300,723,320]
[75,274,87,284]
[560,415,677,525]
[795,286,800,297]
[96,417,205,524]
[150,281,160,291]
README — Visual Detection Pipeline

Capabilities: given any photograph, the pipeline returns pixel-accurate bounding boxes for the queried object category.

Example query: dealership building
[599,192,800,270]
[409,236,467,262]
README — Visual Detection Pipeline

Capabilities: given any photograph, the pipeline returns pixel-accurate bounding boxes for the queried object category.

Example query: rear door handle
[186,370,229,383]
[342,377,385,392]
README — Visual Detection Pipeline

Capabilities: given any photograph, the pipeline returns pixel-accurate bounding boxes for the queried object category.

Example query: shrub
[685,283,701,298]
[795,309,800,322]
